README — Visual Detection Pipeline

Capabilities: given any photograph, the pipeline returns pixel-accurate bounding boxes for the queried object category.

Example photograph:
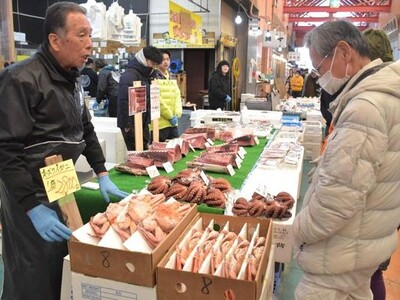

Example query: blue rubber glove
[225,95,232,102]
[27,204,72,242]
[92,101,99,110]
[170,115,178,126]
[98,175,129,203]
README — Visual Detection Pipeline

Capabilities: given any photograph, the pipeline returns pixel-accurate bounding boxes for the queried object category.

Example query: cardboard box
[157,213,272,300]
[259,245,276,300]
[69,205,197,287]
[71,271,157,300]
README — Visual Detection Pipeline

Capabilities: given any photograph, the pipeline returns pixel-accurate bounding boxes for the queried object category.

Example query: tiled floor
[275,160,400,300]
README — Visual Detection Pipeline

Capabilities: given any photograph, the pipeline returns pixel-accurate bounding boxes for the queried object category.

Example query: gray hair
[44,2,87,43]
[304,20,370,58]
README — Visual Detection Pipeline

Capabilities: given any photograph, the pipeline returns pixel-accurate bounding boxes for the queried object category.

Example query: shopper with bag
[0,3,128,299]
[293,20,400,299]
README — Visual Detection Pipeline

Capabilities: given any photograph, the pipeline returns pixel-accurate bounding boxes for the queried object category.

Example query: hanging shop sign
[169,1,203,46]
[220,33,237,48]
[152,31,215,49]
[288,51,301,62]
[263,30,286,48]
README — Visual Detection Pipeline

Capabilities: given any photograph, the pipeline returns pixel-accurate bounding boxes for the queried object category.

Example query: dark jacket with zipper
[0,43,106,299]
[117,57,158,130]
[208,62,231,109]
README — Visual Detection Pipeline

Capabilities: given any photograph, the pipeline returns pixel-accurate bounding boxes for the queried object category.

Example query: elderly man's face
[54,12,93,69]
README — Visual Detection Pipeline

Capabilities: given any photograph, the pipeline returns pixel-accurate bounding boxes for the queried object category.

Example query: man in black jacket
[208,60,231,110]
[0,3,128,299]
[80,57,98,97]
[117,46,163,150]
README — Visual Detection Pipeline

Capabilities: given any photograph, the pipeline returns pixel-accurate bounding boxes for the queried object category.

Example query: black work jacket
[0,44,106,212]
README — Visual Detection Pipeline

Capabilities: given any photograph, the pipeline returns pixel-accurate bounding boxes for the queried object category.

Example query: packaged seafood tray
[69,194,198,287]
[157,213,272,300]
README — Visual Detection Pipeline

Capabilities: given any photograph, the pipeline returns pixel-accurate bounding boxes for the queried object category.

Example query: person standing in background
[293,20,400,299]
[0,3,128,299]
[155,50,182,142]
[95,58,120,117]
[362,27,394,300]
[302,69,319,97]
[80,57,98,97]
[117,46,163,150]
[208,60,231,110]
[290,69,304,98]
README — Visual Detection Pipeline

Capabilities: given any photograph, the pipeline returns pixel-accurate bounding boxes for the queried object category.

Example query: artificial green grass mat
[75,137,269,223]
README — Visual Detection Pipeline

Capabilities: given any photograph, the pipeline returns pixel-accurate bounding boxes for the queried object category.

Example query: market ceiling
[283,0,392,47]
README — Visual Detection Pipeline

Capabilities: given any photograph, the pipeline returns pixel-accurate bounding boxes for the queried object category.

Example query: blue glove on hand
[103,99,109,109]
[27,204,72,242]
[170,115,178,126]
[92,101,99,110]
[225,95,232,102]
[98,175,129,203]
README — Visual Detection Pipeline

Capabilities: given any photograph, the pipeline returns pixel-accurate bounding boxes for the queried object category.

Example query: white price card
[166,139,177,149]
[255,183,269,198]
[235,156,242,169]
[254,136,260,145]
[200,170,210,186]
[239,146,247,156]
[189,143,196,152]
[227,164,236,176]
[146,165,160,178]
[163,161,174,173]
[204,142,211,148]
[206,138,214,146]
[237,151,244,160]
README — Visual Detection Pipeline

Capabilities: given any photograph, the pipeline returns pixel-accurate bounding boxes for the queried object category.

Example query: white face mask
[318,47,350,95]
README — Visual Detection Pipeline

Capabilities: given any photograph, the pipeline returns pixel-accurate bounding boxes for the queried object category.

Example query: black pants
[0,181,68,300]
[108,96,117,118]
[121,125,150,151]
[159,126,179,142]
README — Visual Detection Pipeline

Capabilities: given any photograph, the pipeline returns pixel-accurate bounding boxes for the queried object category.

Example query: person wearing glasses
[293,20,400,299]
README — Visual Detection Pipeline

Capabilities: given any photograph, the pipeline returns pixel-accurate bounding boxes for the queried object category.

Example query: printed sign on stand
[150,83,161,120]
[128,86,147,116]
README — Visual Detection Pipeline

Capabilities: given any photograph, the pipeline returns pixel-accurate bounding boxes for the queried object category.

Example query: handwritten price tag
[163,161,174,173]
[40,159,80,202]
[200,171,210,186]
[206,138,214,146]
[227,164,236,176]
[146,165,160,178]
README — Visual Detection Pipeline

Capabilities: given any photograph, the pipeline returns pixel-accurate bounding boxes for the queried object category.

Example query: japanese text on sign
[40,159,80,202]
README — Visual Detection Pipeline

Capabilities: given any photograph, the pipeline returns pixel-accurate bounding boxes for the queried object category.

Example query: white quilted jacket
[293,59,400,275]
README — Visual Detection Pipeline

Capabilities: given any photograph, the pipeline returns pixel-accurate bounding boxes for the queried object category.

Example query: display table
[74,138,269,223]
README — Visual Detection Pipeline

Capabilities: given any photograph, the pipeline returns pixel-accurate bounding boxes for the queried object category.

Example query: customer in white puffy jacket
[293,20,400,299]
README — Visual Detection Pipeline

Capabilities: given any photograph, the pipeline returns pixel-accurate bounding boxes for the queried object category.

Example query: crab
[137,216,167,249]
[89,212,111,238]
[127,194,165,224]
[153,202,191,233]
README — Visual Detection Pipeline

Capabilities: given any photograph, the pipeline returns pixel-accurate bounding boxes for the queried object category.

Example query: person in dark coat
[208,60,231,110]
[80,57,98,97]
[117,46,163,150]
[0,3,128,299]
[96,58,120,117]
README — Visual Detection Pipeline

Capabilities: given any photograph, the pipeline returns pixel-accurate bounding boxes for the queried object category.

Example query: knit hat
[363,28,393,62]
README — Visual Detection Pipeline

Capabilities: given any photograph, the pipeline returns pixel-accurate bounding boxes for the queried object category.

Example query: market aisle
[383,230,400,299]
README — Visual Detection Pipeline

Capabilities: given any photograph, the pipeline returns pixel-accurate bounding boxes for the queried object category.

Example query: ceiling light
[235,15,243,24]
[235,2,243,25]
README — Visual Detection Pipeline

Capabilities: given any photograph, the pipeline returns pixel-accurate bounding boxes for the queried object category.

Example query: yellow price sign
[40,159,81,202]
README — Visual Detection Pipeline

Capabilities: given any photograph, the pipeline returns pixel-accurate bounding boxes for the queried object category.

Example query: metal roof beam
[283,5,391,14]
[288,16,379,23]
[292,25,370,32]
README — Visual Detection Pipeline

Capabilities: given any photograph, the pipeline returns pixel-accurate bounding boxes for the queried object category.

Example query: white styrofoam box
[302,121,322,134]
[241,110,283,126]
[306,110,323,122]
[204,112,241,124]
[75,139,106,173]
[61,255,72,300]
[303,133,322,143]
[189,109,210,127]
[91,116,118,129]
[260,245,276,300]
[302,142,321,160]
[71,271,157,300]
